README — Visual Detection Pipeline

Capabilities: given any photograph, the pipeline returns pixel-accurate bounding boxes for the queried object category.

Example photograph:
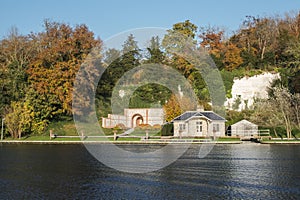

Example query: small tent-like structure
[229,119,258,137]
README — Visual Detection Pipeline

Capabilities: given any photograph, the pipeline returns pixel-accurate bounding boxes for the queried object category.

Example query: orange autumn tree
[199,27,225,59]
[27,20,102,120]
[199,26,243,71]
[163,94,195,122]
[223,43,243,71]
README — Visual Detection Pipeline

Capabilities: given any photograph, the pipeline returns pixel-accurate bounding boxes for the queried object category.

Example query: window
[196,121,202,133]
[213,124,220,132]
[179,124,186,131]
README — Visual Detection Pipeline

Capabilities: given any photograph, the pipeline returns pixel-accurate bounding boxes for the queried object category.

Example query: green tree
[96,34,140,113]
[162,20,198,54]
[291,93,300,130]
[145,36,165,64]
[252,87,296,138]
[5,102,23,139]
[0,28,36,115]
[162,21,217,108]
[103,48,120,66]
[129,83,172,108]
[172,20,198,38]
[162,20,198,77]
[122,34,139,53]
[4,101,33,138]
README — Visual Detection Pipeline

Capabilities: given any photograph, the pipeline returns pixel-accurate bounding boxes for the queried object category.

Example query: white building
[172,111,226,137]
[229,120,258,137]
[102,108,164,129]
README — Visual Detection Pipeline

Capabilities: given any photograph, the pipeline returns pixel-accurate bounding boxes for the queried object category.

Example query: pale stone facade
[102,108,164,128]
[172,111,226,137]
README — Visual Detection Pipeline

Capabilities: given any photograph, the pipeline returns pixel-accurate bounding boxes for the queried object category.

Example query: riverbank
[260,140,300,144]
[2,140,300,144]
[0,140,243,144]
[0,135,244,144]
[1,136,299,145]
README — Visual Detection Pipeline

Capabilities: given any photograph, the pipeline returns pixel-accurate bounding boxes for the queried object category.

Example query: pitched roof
[172,111,225,121]
[231,119,257,127]
[201,112,225,121]
[173,111,197,121]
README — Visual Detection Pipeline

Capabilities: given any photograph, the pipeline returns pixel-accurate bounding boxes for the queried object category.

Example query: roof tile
[172,111,225,121]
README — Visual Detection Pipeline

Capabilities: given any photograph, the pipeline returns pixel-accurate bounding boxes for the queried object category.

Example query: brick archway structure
[131,114,144,128]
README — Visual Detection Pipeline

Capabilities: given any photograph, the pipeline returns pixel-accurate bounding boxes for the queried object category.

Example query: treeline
[1,11,300,138]
[0,21,101,138]
[199,13,300,94]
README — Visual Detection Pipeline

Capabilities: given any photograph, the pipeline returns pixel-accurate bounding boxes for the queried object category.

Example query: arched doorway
[131,114,144,128]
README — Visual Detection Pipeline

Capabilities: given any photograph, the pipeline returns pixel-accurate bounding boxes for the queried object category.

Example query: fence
[227,129,270,137]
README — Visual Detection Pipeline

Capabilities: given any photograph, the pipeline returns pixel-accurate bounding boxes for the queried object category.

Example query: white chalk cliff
[225,72,280,111]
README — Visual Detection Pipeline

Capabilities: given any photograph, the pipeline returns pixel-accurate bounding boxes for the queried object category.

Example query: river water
[0,143,299,199]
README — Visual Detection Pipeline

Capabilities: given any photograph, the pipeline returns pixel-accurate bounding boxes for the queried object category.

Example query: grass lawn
[217,137,241,142]
[115,137,141,141]
[45,120,77,136]
[1,135,244,143]
[261,139,300,143]
[3,135,82,141]
[0,119,244,143]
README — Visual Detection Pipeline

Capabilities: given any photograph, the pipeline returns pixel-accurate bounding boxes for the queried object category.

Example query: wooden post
[146,130,149,140]
[113,130,117,141]
[50,130,53,140]
[81,131,84,140]
[213,130,216,141]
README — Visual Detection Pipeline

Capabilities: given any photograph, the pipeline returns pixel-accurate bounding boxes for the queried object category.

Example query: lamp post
[1,118,4,141]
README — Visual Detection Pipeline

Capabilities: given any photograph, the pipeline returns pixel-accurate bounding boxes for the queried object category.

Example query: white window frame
[196,121,202,133]
[179,123,186,132]
[213,124,220,132]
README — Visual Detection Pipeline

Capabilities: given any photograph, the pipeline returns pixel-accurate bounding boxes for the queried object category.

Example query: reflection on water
[0,143,299,199]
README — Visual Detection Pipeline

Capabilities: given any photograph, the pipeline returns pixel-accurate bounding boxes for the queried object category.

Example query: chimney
[196,105,204,112]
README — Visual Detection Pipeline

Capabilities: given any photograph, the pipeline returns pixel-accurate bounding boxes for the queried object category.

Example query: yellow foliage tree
[163,94,195,122]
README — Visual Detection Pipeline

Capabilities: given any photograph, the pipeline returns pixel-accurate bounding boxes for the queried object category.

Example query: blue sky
[1,0,300,40]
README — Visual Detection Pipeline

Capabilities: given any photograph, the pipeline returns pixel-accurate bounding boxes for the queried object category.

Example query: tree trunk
[261,41,266,60]
[284,116,291,139]
[273,128,278,138]
[13,130,18,139]
[294,99,300,129]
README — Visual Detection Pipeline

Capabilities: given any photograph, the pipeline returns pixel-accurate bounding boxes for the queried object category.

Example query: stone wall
[102,108,164,128]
